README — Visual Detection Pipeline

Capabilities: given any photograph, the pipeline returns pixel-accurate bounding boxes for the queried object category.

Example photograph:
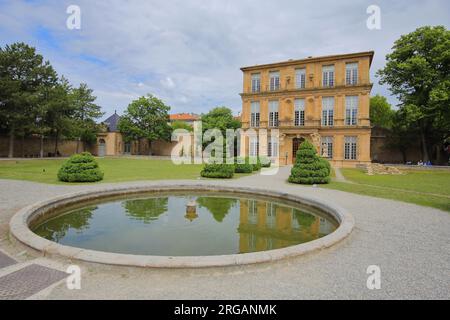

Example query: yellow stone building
[239,51,374,167]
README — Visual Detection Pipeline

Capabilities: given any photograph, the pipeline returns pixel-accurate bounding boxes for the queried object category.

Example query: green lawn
[0,158,203,184]
[0,157,254,184]
[323,168,450,212]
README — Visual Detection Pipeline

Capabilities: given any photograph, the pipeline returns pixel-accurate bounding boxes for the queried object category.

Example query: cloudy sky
[1,0,449,120]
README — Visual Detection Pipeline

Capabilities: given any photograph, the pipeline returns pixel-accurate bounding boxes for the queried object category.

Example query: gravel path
[333,167,348,182]
[0,167,449,300]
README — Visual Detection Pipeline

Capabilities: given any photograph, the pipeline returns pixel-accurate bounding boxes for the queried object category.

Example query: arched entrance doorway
[292,137,305,163]
[98,139,106,157]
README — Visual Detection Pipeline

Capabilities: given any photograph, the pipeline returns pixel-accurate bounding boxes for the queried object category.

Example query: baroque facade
[239,51,374,167]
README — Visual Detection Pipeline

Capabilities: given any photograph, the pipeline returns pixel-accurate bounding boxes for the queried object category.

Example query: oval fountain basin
[31,191,338,256]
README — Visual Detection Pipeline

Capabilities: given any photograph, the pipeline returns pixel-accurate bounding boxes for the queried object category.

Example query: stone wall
[0,135,95,158]
[370,127,422,164]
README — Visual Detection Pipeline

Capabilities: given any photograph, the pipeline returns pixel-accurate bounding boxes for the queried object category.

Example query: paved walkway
[332,167,348,183]
[0,167,449,299]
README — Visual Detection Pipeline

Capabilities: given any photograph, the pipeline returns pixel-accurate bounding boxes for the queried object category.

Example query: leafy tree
[70,83,104,152]
[288,140,330,184]
[385,109,417,163]
[171,120,193,132]
[201,107,241,132]
[118,94,172,155]
[43,76,74,155]
[377,26,450,162]
[0,42,57,157]
[370,94,394,128]
[201,107,241,157]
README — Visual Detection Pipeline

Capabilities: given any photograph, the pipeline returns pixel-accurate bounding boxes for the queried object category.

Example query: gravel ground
[0,166,449,300]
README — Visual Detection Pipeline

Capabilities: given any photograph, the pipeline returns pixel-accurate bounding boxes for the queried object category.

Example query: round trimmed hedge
[288,140,330,184]
[57,152,104,182]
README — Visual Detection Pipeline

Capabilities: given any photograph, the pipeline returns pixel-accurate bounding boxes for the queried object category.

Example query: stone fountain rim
[9,183,354,268]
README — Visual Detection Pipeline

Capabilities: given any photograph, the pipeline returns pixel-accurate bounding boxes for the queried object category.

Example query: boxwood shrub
[259,156,271,168]
[233,157,252,173]
[200,163,235,178]
[57,152,104,182]
[288,140,330,184]
[246,156,261,171]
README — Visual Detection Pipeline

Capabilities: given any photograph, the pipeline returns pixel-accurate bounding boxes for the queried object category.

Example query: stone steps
[356,163,404,175]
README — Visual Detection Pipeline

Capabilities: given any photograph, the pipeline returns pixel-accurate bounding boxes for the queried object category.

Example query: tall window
[266,203,276,229]
[248,200,258,224]
[344,136,357,160]
[251,73,261,92]
[322,65,334,87]
[295,68,306,89]
[321,136,333,158]
[322,97,334,126]
[345,96,358,125]
[346,63,358,85]
[268,136,279,158]
[269,71,280,91]
[294,98,305,126]
[269,100,279,127]
[250,101,260,127]
[249,136,259,156]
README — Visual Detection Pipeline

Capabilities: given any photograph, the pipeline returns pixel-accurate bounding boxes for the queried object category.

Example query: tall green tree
[118,94,172,155]
[43,76,74,155]
[171,120,193,132]
[201,107,241,132]
[70,83,104,152]
[0,42,57,157]
[370,94,394,129]
[200,107,241,156]
[377,26,450,162]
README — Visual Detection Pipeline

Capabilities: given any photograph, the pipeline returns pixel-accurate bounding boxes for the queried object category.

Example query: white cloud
[0,0,449,116]
[161,77,175,89]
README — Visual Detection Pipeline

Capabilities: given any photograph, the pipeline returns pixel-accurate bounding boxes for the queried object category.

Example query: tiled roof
[103,112,121,132]
[170,113,200,121]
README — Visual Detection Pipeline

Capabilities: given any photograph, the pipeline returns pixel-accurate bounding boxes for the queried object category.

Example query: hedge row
[200,163,235,178]
[201,156,272,178]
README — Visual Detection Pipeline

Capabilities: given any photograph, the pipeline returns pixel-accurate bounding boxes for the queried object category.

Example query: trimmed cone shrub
[288,140,330,184]
[201,163,235,178]
[57,152,104,182]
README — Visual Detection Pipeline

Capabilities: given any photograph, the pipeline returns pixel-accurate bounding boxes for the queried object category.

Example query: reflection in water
[123,197,168,223]
[238,200,336,253]
[32,194,337,256]
[196,197,237,222]
[33,206,95,242]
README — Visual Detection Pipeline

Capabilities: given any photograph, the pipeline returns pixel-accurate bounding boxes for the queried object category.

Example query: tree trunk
[435,144,442,165]
[40,134,44,158]
[76,138,80,154]
[8,127,14,158]
[420,131,429,162]
[21,135,25,158]
[400,149,407,164]
[148,139,152,156]
[54,130,59,157]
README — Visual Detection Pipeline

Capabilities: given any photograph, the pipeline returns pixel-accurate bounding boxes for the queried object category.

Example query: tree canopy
[377,25,450,162]
[370,94,394,128]
[0,42,103,157]
[201,106,241,132]
[118,94,172,153]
